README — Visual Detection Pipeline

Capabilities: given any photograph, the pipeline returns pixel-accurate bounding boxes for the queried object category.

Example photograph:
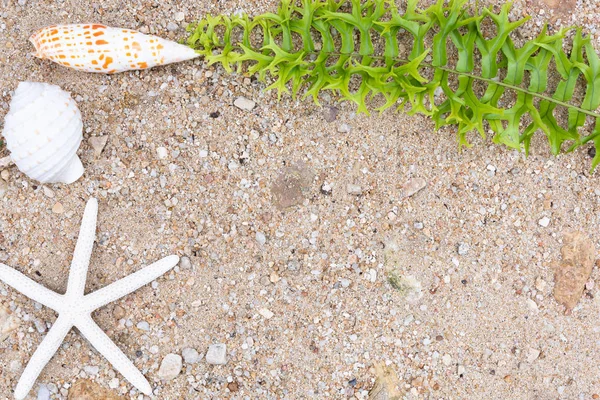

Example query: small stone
[158,354,183,380]
[457,243,469,256]
[401,178,427,198]
[52,202,64,214]
[182,347,201,364]
[323,106,338,123]
[337,123,351,133]
[166,22,179,32]
[320,183,332,195]
[42,186,54,198]
[179,256,192,270]
[526,298,539,312]
[255,231,266,246]
[89,136,108,157]
[156,147,168,159]
[227,382,239,392]
[554,231,595,310]
[271,163,314,209]
[457,365,466,376]
[442,354,452,366]
[174,11,185,21]
[17,0,26,5]
[9,359,22,373]
[535,277,547,292]
[346,184,362,195]
[37,384,51,400]
[538,217,550,227]
[259,308,274,319]
[206,343,227,365]
[112,305,125,320]
[234,96,256,111]
[527,348,540,363]
[34,319,46,333]
[136,321,150,331]
[340,279,351,288]
[83,365,99,376]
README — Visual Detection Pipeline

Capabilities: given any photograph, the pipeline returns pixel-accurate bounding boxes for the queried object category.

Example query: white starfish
[0,198,179,399]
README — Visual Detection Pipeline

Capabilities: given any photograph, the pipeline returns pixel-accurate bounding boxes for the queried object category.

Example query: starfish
[0,198,179,399]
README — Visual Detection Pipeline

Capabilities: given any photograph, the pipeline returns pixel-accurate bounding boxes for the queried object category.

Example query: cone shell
[2,82,84,184]
[29,24,200,74]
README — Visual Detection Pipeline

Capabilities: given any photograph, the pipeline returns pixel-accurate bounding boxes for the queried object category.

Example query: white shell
[2,82,84,184]
[30,24,200,74]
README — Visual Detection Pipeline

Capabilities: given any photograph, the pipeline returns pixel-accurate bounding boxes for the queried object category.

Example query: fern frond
[186,0,600,171]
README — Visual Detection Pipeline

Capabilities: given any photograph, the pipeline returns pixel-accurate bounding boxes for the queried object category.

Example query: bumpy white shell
[2,82,84,184]
[30,24,200,74]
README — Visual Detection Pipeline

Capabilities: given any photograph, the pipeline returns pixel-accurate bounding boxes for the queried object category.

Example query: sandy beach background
[1,0,600,398]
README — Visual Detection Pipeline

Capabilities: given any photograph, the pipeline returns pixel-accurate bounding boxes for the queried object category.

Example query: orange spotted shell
[29,24,200,74]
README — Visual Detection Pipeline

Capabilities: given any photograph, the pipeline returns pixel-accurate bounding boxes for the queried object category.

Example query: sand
[1,0,600,399]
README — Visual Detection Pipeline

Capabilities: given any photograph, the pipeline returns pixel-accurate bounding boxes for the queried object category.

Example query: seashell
[2,82,84,184]
[29,24,200,74]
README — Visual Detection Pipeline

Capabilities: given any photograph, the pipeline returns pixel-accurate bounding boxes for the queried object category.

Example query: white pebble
[538,216,550,227]
[182,347,201,364]
[255,232,266,246]
[259,308,274,319]
[234,96,256,111]
[158,354,183,380]
[205,343,227,365]
[156,147,168,159]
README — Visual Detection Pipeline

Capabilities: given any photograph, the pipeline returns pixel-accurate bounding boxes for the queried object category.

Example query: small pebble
[113,305,125,320]
[527,348,540,363]
[182,347,201,364]
[166,22,179,32]
[88,136,108,157]
[323,106,338,123]
[338,123,351,133]
[156,147,168,159]
[346,184,362,195]
[401,178,427,198]
[158,354,182,380]
[234,96,256,111]
[36,384,50,400]
[206,343,227,365]
[83,365,99,376]
[259,308,274,319]
[255,231,266,246]
[42,186,54,198]
[52,202,64,214]
[174,11,185,21]
[136,321,150,331]
[457,243,469,255]
[179,256,192,270]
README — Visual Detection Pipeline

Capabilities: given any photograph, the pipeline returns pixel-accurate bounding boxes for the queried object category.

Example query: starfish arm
[14,315,72,400]
[83,255,179,312]
[76,315,152,395]
[0,263,63,311]
[66,198,98,297]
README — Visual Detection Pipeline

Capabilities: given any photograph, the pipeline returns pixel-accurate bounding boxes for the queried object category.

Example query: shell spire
[29,24,200,74]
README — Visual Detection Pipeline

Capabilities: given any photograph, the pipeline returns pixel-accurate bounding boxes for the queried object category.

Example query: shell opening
[28,35,43,59]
